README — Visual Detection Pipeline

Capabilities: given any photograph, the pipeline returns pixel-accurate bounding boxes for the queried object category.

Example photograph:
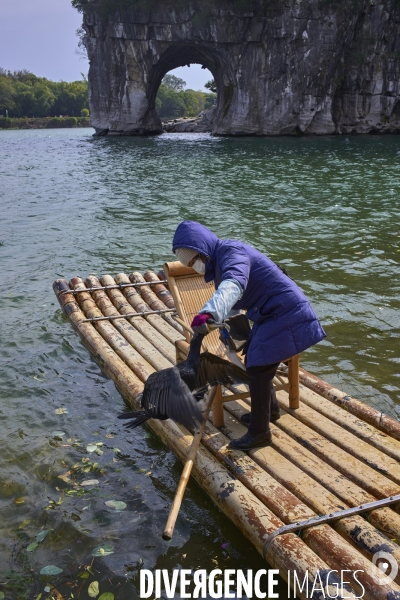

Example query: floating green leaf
[79,571,89,579]
[18,519,30,529]
[0,592,5,600]
[27,542,39,552]
[52,431,65,438]
[95,448,103,456]
[39,565,63,576]
[92,544,114,557]
[86,444,97,453]
[105,500,126,510]
[55,408,68,415]
[35,594,42,600]
[36,530,49,542]
[99,594,114,600]
[88,581,99,598]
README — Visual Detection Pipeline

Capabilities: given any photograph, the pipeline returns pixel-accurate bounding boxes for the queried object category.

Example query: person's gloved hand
[191,313,213,335]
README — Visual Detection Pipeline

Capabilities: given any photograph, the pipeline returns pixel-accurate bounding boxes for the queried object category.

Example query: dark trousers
[246,363,280,436]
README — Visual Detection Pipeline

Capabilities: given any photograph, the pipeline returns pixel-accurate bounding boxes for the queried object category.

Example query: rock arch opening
[154,64,216,129]
[144,45,231,134]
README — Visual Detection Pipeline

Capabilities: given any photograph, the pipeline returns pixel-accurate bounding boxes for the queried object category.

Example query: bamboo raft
[53,265,400,600]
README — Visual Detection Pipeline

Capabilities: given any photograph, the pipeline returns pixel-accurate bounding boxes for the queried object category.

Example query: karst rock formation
[78,0,400,135]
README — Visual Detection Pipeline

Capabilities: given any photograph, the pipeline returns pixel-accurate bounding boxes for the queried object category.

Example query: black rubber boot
[228,430,272,450]
[240,408,280,426]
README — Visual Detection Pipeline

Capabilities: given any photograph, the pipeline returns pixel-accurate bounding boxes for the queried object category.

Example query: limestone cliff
[78,0,400,135]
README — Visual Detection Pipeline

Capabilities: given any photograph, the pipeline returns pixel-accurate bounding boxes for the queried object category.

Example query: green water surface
[0,129,399,599]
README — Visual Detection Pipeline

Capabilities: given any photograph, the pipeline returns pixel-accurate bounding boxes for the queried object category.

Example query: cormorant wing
[142,367,204,430]
[196,352,252,388]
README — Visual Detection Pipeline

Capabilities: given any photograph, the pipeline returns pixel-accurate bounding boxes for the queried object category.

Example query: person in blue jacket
[172,220,326,450]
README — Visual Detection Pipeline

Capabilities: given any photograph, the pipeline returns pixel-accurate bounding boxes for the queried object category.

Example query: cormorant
[117,331,251,431]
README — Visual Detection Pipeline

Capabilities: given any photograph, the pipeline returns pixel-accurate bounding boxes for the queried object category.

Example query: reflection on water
[0,129,399,598]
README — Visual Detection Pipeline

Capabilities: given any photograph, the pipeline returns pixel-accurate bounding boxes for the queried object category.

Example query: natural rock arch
[79,0,400,136]
[145,45,230,133]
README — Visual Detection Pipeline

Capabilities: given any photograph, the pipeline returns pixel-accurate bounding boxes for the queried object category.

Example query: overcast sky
[0,0,212,90]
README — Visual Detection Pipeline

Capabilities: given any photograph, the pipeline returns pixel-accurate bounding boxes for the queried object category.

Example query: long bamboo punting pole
[143,270,175,308]
[85,275,172,371]
[100,275,176,363]
[296,384,400,463]
[218,411,400,577]
[114,273,184,345]
[69,277,155,383]
[275,404,400,501]
[54,278,350,600]
[163,386,218,541]
[299,367,400,441]
[275,390,400,486]
[130,272,184,334]
[200,418,400,598]
[225,400,400,540]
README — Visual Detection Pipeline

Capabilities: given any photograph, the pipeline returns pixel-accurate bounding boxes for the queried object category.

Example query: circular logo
[372,551,398,585]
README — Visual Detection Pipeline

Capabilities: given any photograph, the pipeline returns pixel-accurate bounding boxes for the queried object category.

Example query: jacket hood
[172,221,220,259]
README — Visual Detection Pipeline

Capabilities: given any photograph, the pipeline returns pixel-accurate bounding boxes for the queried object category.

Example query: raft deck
[53,268,400,600]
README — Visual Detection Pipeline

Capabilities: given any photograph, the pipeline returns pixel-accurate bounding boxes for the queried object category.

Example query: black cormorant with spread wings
[117,330,251,431]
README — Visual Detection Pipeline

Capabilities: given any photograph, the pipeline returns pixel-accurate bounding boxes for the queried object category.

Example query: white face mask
[192,259,206,275]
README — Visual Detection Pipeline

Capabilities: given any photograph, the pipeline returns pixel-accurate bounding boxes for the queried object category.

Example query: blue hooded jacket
[172,221,326,367]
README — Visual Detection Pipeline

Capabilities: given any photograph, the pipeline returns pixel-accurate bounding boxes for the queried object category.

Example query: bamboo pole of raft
[69,277,155,383]
[215,409,400,580]
[130,271,184,334]
[275,389,400,486]
[100,275,176,364]
[53,280,144,400]
[163,385,218,541]
[225,400,400,541]
[54,279,347,599]
[299,367,400,440]
[296,384,400,463]
[85,275,172,371]
[114,273,184,346]
[143,270,175,308]
[156,268,167,284]
[199,418,400,597]
[274,397,400,500]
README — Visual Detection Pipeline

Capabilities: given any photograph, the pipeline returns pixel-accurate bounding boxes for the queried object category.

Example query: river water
[0,129,399,599]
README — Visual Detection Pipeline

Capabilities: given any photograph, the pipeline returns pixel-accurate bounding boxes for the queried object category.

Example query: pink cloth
[191,313,212,327]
